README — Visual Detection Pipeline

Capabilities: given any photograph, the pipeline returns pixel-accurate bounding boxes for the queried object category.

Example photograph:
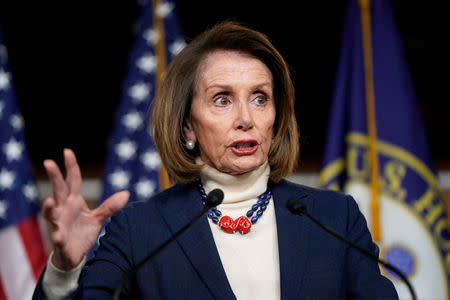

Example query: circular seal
[384,245,415,280]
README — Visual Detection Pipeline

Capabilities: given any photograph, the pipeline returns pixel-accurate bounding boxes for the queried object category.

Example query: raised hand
[42,148,129,270]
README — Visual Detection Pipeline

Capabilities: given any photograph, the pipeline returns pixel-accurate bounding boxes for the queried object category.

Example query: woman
[33,21,397,299]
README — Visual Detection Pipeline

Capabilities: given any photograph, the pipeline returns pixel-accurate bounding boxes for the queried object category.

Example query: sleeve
[41,252,86,300]
[344,195,399,299]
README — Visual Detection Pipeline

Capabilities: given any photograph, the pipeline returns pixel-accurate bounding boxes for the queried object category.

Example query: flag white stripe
[0,225,36,300]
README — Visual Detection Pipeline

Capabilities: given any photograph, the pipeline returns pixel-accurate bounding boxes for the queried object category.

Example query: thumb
[94,190,130,222]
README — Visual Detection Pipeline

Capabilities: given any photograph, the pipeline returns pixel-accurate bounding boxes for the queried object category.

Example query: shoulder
[272,179,361,225]
[273,179,352,204]
[120,182,196,214]
[99,182,199,258]
[103,183,199,235]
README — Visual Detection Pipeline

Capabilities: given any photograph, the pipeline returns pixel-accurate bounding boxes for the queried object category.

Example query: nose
[234,102,254,131]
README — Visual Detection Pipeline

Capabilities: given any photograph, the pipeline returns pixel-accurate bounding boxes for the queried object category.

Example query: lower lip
[231,145,258,155]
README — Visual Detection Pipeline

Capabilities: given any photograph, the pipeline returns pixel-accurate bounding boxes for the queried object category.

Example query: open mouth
[234,141,256,149]
[230,140,258,155]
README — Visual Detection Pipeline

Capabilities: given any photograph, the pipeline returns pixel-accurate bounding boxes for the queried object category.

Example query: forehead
[195,50,273,88]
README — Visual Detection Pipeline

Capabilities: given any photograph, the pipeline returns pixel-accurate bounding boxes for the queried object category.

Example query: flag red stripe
[17,216,48,281]
[0,278,7,300]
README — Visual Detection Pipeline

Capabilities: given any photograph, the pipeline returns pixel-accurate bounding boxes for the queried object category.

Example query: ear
[183,120,197,143]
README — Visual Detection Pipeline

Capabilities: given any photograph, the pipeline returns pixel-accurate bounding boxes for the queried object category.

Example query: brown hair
[151,21,299,183]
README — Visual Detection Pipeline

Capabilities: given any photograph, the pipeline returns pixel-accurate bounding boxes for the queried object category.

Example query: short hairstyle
[151,21,299,183]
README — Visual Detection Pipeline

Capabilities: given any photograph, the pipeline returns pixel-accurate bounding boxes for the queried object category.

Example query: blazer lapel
[273,180,314,299]
[157,183,236,300]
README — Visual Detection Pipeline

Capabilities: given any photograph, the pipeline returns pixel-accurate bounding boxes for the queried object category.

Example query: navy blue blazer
[33,180,397,299]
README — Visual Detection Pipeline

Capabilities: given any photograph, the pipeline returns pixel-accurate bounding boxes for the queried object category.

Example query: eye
[213,96,231,106]
[253,94,268,106]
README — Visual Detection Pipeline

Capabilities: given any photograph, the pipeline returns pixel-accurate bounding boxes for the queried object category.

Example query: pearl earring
[186,140,195,150]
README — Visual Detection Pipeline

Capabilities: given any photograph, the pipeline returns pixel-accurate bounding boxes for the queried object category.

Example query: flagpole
[358,0,381,242]
[152,0,172,190]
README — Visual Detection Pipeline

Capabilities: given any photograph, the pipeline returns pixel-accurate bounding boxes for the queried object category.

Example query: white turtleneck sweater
[201,160,280,299]
[43,161,281,299]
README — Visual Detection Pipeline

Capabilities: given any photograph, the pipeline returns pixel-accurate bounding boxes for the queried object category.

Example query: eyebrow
[204,82,273,93]
[252,82,273,91]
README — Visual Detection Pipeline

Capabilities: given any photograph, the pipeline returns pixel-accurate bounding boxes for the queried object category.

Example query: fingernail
[43,160,51,168]
[64,148,72,157]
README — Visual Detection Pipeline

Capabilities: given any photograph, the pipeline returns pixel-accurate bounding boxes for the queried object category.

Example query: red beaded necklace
[197,181,271,234]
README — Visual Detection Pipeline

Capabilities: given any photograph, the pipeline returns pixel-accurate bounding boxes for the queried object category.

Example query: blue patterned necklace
[196,181,272,234]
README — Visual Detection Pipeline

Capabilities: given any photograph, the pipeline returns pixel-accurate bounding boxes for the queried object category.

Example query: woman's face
[184,50,276,175]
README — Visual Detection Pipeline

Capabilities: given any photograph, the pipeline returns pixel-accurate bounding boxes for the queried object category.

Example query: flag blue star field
[99,1,185,205]
[0,25,47,299]
[318,0,449,298]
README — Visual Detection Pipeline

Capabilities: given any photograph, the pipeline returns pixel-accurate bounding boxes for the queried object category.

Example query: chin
[227,157,265,174]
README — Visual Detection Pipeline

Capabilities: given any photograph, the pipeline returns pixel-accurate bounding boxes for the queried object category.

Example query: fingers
[43,159,68,205]
[42,197,57,222]
[42,197,62,243]
[64,148,82,195]
[94,190,130,223]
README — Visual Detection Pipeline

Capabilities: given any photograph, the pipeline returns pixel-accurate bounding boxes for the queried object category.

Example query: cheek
[264,128,274,148]
[195,123,229,154]
[262,114,276,140]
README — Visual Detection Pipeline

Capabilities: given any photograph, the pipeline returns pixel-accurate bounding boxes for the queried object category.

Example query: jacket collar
[272,179,314,299]
[157,182,236,300]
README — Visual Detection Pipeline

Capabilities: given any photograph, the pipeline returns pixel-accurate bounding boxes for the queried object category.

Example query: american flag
[99,0,185,205]
[0,25,48,300]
